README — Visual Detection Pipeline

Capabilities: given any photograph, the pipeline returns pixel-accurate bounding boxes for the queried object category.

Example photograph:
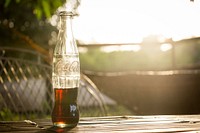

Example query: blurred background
[1,0,200,120]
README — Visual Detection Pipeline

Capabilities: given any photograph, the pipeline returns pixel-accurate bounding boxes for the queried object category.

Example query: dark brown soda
[51,87,79,128]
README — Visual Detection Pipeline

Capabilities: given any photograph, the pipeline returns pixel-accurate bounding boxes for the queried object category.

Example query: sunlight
[78,47,88,53]
[160,43,172,52]
[100,45,141,53]
[72,0,200,44]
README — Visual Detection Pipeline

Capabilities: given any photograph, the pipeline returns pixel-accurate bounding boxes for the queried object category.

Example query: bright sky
[72,0,200,44]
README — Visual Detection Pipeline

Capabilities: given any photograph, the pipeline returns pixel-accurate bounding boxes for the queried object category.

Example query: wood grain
[1,115,200,132]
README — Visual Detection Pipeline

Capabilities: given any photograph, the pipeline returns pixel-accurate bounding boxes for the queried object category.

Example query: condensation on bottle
[51,11,80,128]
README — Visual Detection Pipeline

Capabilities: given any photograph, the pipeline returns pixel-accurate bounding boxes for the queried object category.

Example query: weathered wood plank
[1,115,200,132]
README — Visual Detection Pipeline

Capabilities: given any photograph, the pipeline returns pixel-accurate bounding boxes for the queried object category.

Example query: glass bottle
[51,11,80,128]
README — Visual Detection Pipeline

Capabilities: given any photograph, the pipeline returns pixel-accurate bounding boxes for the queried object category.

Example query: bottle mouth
[59,11,78,17]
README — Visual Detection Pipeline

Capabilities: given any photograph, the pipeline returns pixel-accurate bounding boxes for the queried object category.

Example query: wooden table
[1,115,200,132]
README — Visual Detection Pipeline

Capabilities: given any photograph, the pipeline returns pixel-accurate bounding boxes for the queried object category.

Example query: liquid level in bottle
[52,87,79,128]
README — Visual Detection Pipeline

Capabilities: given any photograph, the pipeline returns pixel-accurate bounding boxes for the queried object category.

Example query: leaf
[34,6,42,20]
[52,0,62,9]
[41,0,51,18]
[4,0,11,7]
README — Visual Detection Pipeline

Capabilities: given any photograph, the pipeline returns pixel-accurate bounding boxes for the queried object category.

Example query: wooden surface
[1,115,200,132]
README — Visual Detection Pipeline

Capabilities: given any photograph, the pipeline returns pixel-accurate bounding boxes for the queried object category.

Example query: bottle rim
[59,11,78,17]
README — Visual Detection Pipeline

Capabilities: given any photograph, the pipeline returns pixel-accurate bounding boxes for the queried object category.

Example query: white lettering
[70,105,77,112]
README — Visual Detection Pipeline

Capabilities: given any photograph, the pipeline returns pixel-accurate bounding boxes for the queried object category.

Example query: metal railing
[0,47,107,120]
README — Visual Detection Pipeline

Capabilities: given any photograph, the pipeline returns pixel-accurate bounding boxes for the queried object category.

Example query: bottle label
[52,55,80,88]
[55,59,79,75]
[53,55,80,76]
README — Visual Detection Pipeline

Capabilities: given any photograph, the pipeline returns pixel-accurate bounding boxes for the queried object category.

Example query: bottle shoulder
[54,42,79,55]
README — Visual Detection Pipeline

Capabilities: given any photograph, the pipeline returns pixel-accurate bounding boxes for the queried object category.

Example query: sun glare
[72,0,200,44]
[160,43,172,52]
[100,45,141,53]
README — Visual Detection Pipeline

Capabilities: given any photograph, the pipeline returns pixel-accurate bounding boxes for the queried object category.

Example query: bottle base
[53,122,78,128]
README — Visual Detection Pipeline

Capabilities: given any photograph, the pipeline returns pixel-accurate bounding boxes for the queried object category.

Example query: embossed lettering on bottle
[53,54,80,88]
[54,55,79,75]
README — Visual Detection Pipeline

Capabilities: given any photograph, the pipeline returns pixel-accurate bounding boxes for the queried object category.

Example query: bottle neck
[59,15,74,39]
[55,12,78,55]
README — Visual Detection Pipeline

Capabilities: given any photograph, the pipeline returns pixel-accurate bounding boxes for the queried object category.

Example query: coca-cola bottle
[51,11,80,128]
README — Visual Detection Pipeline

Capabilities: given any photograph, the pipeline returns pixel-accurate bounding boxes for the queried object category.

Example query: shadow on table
[36,126,76,133]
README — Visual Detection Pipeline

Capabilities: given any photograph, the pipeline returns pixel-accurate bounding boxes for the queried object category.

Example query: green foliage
[80,42,200,72]
[0,108,47,121]
[2,0,65,19]
[41,0,51,18]
[80,48,173,72]
[4,0,11,7]
[0,108,21,121]
[0,0,66,50]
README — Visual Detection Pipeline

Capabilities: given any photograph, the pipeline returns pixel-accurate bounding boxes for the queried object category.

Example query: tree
[0,0,66,57]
